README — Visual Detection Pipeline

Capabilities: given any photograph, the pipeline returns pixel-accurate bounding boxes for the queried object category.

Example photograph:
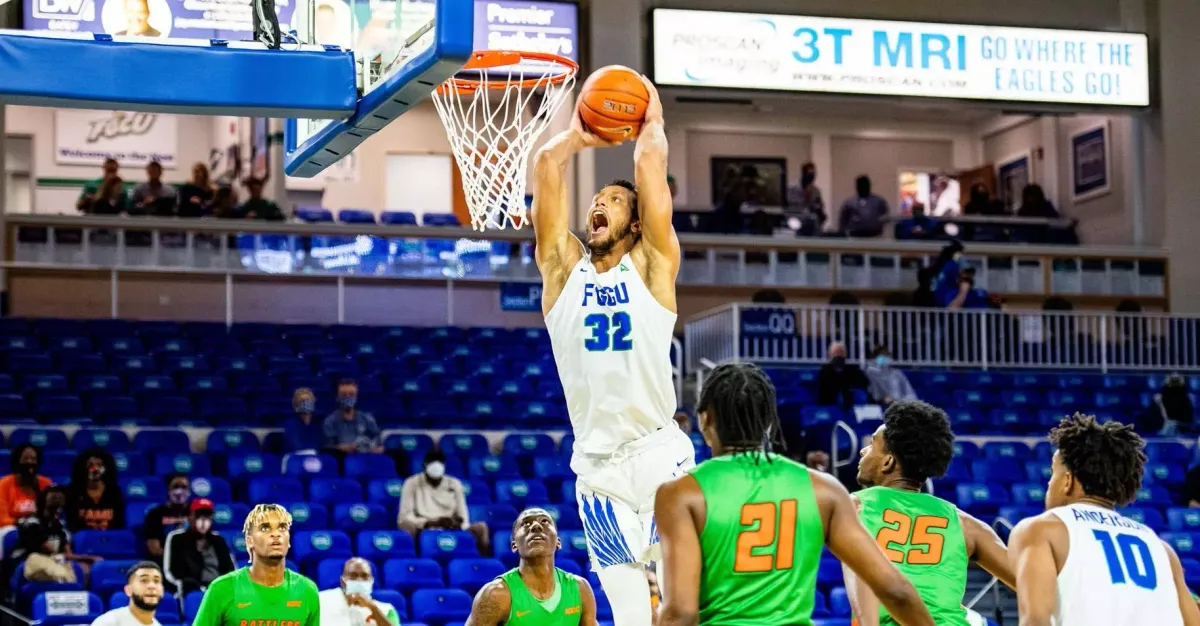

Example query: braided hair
[1049,413,1146,507]
[697,363,785,459]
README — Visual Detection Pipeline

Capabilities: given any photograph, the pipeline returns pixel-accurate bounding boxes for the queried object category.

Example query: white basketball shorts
[570,427,696,571]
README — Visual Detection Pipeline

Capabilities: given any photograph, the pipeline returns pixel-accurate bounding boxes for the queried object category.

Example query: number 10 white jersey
[1049,503,1182,626]
[545,251,677,458]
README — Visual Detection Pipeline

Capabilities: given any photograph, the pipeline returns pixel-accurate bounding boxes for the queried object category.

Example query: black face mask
[831,356,846,368]
[18,462,38,477]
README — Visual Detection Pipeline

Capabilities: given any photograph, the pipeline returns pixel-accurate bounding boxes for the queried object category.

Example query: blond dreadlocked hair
[243,503,293,537]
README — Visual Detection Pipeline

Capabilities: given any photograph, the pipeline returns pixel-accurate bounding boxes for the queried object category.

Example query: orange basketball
[577,65,650,143]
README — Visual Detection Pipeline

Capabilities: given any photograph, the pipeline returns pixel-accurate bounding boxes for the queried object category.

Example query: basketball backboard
[283,0,474,178]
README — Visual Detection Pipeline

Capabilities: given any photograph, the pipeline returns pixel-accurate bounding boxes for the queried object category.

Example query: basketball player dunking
[532,73,693,626]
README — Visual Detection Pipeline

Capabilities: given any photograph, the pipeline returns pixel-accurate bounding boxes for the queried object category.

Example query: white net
[432,56,577,231]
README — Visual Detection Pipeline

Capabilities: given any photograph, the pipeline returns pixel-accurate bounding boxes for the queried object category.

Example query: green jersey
[856,486,969,626]
[691,453,824,625]
[191,567,320,626]
[499,567,582,625]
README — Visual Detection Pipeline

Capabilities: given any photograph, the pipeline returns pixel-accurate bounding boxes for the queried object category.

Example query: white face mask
[344,579,373,598]
[193,518,212,534]
[424,461,446,480]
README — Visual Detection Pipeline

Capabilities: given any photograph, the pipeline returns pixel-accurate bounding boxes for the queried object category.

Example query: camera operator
[932,244,995,310]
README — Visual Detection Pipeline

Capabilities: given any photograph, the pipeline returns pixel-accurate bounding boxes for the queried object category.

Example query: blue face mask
[296,398,315,413]
[875,356,890,368]
[339,396,357,409]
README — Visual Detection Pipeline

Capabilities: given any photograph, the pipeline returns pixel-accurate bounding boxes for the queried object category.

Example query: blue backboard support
[283,0,474,178]
[0,30,357,117]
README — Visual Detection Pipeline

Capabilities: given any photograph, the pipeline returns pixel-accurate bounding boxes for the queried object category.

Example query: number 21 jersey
[545,251,677,457]
[691,454,824,625]
[1049,503,1181,626]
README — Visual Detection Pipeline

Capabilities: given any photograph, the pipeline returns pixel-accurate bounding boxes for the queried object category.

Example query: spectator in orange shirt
[0,445,53,527]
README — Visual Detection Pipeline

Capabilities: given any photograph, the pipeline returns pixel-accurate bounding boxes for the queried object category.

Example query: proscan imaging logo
[86,112,157,144]
[33,0,94,22]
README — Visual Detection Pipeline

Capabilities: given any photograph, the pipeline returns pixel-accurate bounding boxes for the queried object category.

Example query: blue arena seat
[419,531,479,563]
[248,477,306,503]
[495,479,549,508]
[955,483,1008,515]
[463,479,493,505]
[188,476,231,502]
[556,530,589,563]
[282,502,329,531]
[357,531,417,564]
[1162,532,1199,558]
[411,589,472,623]
[73,428,130,451]
[384,558,445,593]
[502,433,556,457]
[292,531,354,571]
[448,558,506,595]
[333,502,390,532]
[154,453,212,476]
[109,591,181,622]
[134,430,191,454]
[1120,507,1165,531]
[10,427,69,449]
[310,478,365,506]
[206,429,260,453]
[90,560,140,598]
[440,434,491,459]
[212,502,251,532]
[384,433,435,459]
[285,454,340,478]
[74,531,138,559]
[345,454,398,480]
[467,455,522,481]
[226,453,282,480]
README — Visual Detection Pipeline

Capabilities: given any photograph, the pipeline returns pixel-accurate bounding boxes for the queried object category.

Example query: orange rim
[437,50,579,95]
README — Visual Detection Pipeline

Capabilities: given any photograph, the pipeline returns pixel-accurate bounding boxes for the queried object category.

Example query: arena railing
[2,214,1167,305]
[684,302,1200,373]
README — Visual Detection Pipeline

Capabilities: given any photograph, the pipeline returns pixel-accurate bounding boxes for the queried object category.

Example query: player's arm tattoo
[465,579,512,626]
[577,575,600,626]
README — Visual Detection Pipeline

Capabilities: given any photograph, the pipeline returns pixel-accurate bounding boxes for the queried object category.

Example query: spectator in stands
[962,182,1005,216]
[0,444,52,527]
[235,177,286,221]
[286,387,325,454]
[1182,463,1200,508]
[9,486,100,585]
[1142,375,1195,436]
[397,449,490,556]
[86,175,130,216]
[673,407,693,434]
[141,474,193,564]
[91,562,165,626]
[76,158,121,213]
[786,161,826,235]
[837,175,889,237]
[895,202,940,240]
[1016,183,1060,219]
[934,258,993,310]
[65,448,125,531]
[130,161,177,217]
[208,186,238,220]
[318,557,401,626]
[865,346,918,406]
[805,450,831,473]
[323,379,383,455]
[163,498,235,594]
[176,162,215,218]
[816,342,868,409]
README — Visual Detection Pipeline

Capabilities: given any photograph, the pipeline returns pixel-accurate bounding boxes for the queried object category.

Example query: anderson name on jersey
[545,252,677,457]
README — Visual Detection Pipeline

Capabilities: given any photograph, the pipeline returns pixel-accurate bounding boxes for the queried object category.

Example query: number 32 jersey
[1049,503,1182,626]
[545,251,677,457]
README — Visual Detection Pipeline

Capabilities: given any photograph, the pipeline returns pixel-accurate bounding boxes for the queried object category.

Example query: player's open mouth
[590,210,609,236]
[529,534,547,543]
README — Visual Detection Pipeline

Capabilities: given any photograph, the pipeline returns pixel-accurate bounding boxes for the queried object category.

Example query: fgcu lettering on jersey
[581,283,630,306]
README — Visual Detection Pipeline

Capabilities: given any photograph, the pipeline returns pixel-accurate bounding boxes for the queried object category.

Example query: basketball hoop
[432,50,579,231]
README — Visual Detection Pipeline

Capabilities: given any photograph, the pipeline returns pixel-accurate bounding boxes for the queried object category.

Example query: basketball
[577,65,650,143]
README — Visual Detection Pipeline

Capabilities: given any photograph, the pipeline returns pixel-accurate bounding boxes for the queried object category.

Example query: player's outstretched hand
[638,74,664,126]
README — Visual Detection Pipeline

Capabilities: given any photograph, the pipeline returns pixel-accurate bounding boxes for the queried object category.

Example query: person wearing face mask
[837,175,890,238]
[864,345,917,407]
[92,562,166,626]
[319,557,400,626]
[66,448,125,532]
[323,378,384,455]
[6,486,101,585]
[163,498,235,595]
[815,342,869,409]
[284,387,326,454]
[398,449,491,556]
[142,474,193,565]
[0,444,53,527]
[785,161,826,235]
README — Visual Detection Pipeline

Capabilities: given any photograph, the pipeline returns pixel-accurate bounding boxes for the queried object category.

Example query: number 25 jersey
[691,454,825,625]
[1049,503,1181,626]
[545,251,677,458]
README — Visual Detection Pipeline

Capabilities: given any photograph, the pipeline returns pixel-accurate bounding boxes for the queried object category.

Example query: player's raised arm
[815,472,935,626]
[1007,515,1060,626]
[960,510,1015,589]
[464,579,512,626]
[1162,540,1200,626]
[655,475,704,626]
[633,75,679,274]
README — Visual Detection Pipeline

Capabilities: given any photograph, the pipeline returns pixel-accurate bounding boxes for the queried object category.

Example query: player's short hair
[511,507,555,534]
[243,503,293,536]
[697,363,784,458]
[607,179,639,222]
[1049,413,1146,506]
[881,400,954,483]
[126,561,161,581]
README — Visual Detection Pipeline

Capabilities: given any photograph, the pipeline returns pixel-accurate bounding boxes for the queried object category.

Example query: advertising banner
[25,0,297,40]
[55,109,178,167]
[652,9,1150,107]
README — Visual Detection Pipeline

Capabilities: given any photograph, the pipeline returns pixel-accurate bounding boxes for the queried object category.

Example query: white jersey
[545,250,677,457]
[1049,503,1182,626]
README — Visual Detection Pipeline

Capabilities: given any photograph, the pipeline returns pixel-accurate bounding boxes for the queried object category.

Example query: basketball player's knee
[597,563,652,626]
